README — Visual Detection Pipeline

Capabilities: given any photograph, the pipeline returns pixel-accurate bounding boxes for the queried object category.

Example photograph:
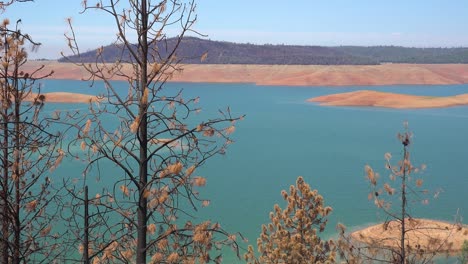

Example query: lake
[42,80,468,262]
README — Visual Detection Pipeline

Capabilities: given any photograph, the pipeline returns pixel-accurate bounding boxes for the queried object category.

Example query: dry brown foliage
[245,176,337,264]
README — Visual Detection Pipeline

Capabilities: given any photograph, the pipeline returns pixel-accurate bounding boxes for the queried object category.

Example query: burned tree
[244,176,337,264]
[338,124,462,264]
[0,10,64,264]
[63,0,243,263]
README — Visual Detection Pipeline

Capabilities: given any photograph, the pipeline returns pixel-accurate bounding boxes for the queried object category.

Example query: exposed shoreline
[350,218,468,254]
[309,90,468,109]
[25,92,99,104]
[19,61,468,105]
[24,61,468,87]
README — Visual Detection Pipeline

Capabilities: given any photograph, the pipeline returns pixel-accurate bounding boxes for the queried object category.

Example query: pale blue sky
[3,0,468,59]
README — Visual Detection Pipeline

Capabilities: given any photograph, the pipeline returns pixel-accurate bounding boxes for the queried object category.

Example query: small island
[308,90,468,109]
[25,92,99,104]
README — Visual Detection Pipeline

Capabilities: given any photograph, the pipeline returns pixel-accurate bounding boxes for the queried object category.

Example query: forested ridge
[60,37,468,65]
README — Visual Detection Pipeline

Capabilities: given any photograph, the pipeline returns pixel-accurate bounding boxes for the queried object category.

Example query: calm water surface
[43,80,468,262]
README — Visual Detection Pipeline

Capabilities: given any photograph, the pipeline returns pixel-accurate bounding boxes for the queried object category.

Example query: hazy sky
[3,0,468,59]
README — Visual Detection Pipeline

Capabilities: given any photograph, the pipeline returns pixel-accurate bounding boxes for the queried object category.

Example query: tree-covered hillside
[337,46,468,64]
[60,37,468,65]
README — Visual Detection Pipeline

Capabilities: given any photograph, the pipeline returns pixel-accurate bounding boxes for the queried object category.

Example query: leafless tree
[338,124,460,264]
[62,0,243,263]
[0,0,34,12]
[0,11,65,264]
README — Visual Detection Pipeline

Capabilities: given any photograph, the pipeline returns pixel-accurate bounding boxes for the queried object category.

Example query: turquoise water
[42,80,468,262]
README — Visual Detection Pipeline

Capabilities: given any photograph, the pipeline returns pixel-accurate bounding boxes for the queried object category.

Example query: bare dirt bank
[351,218,468,254]
[24,61,468,86]
[308,90,468,109]
[25,92,98,103]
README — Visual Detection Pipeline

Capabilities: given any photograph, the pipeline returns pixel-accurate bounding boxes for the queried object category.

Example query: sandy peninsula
[25,92,99,104]
[23,61,468,86]
[351,218,468,254]
[308,90,468,109]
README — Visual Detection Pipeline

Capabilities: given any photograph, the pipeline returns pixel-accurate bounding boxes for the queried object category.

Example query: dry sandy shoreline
[24,92,99,104]
[23,61,468,86]
[351,218,468,254]
[309,90,468,109]
[20,61,468,105]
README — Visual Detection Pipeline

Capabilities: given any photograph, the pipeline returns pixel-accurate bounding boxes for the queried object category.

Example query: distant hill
[60,37,468,65]
[337,46,468,64]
